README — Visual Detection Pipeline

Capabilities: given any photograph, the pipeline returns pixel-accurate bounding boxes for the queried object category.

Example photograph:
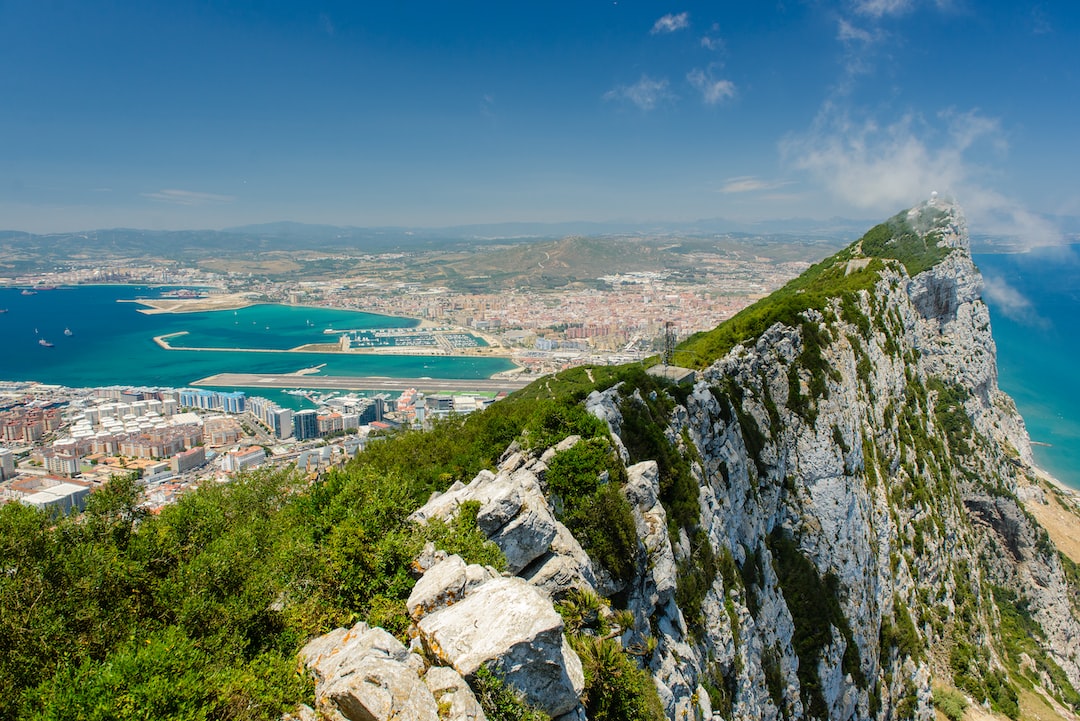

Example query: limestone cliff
[303,200,1080,721]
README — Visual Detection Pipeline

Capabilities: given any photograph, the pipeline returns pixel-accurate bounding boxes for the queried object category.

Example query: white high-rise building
[0,448,14,480]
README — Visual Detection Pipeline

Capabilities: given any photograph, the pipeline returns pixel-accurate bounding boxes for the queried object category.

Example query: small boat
[64,327,73,336]
[0,308,8,313]
[21,289,36,296]
[39,338,54,347]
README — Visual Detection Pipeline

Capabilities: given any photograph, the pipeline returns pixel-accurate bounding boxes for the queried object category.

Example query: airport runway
[191,372,534,394]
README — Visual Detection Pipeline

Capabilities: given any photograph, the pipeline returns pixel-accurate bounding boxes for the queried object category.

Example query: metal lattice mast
[663,321,676,366]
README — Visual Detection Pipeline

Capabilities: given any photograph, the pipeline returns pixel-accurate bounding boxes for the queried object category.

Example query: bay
[0,285,515,409]
[975,245,1080,490]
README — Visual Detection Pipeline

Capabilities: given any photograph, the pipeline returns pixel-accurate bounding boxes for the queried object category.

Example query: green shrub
[767,529,864,717]
[932,687,968,721]
[471,666,550,721]
[571,636,665,721]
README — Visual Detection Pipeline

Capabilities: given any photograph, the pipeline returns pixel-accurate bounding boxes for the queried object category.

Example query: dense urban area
[0,240,815,514]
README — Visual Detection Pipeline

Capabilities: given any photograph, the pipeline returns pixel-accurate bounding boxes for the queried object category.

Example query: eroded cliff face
[303,200,1080,721]
[601,200,1080,720]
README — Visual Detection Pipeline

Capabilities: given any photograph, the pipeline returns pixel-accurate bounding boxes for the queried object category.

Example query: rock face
[295,199,1080,721]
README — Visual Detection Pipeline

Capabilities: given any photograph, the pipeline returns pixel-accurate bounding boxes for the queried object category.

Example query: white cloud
[687,68,735,105]
[981,275,1048,326]
[852,0,913,18]
[604,75,673,111]
[141,189,236,206]
[651,12,689,34]
[720,177,791,194]
[701,35,724,51]
[837,18,874,44]
[781,106,1063,247]
[782,108,973,210]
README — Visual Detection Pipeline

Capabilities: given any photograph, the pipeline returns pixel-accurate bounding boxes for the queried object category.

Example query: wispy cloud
[318,12,335,37]
[701,35,724,51]
[687,68,735,105]
[851,0,913,18]
[837,18,874,44]
[719,177,791,194]
[142,189,236,206]
[782,106,1062,246]
[604,75,673,111]
[700,22,724,51]
[781,108,982,211]
[981,275,1048,327]
[651,12,689,34]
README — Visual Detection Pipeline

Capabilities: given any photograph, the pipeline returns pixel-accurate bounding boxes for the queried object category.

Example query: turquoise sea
[2,264,1077,487]
[0,285,514,409]
[975,245,1080,490]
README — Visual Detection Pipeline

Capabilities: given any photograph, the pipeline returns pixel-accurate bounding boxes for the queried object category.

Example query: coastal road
[191,372,535,395]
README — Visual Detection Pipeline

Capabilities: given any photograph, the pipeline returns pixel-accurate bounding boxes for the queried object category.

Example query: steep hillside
[1,200,1077,721]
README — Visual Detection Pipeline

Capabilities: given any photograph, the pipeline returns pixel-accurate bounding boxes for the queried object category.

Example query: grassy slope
[676,206,952,369]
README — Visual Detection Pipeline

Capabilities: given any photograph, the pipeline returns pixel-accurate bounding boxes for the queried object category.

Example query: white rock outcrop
[300,622,485,721]
[413,572,585,718]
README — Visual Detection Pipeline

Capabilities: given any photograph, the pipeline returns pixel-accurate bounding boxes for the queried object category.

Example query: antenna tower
[663,321,676,366]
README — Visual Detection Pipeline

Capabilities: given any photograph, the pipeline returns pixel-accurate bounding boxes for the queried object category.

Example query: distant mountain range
[2,213,1076,278]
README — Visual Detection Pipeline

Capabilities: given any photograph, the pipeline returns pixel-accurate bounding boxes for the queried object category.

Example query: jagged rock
[407,554,496,621]
[416,576,585,717]
[409,467,558,574]
[312,199,1080,721]
[520,520,598,599]
[424,666,487,721]
[301,623,440,721]
[623,460,676,605]
[300,621,492,721]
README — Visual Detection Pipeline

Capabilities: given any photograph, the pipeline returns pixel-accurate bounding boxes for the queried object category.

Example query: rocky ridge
[299,199,1080,721]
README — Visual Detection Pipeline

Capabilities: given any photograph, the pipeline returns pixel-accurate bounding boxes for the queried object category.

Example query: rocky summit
[301,198,1080,721]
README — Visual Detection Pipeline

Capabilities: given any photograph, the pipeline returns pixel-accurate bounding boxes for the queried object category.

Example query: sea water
[975,245,1080,489]
[3,268,1076,486]
[0,285,515,409]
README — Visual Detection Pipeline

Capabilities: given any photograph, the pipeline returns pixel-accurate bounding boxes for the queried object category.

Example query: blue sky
[1,1,1077,239]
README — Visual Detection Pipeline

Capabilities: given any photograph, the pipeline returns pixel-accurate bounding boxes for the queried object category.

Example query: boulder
[416,576,585,717]
[301,622,440,721]
[424,666,488,721]
[407,554,496,621]
[300,621,492,721]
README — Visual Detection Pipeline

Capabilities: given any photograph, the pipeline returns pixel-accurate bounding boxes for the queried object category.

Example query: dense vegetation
[0,363,681,721]
[0,463,508,720]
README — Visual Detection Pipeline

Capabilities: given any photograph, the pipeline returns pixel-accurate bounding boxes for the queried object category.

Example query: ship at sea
[64,327,73,336]
[38,338,54,347]
[21,289,36,296]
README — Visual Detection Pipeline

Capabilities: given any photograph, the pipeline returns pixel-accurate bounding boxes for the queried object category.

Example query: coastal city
[0,247,812,514]
[0,379,506,514]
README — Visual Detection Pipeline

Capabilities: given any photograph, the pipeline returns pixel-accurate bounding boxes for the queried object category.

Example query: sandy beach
[1021,465,1080,564]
